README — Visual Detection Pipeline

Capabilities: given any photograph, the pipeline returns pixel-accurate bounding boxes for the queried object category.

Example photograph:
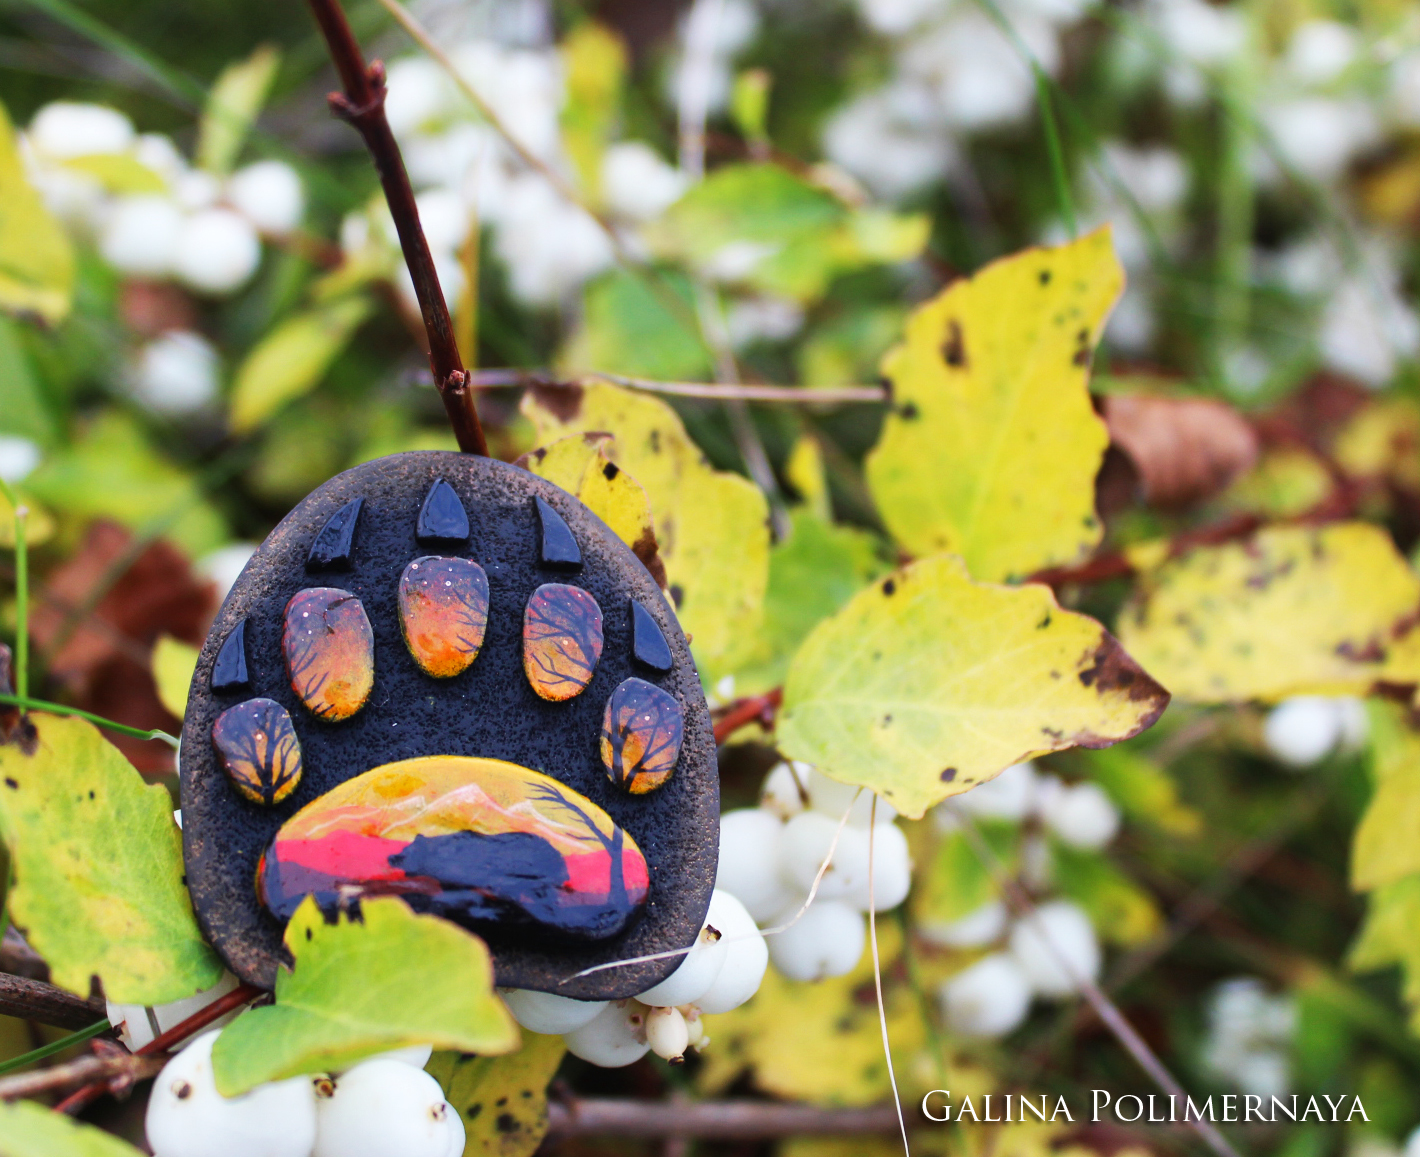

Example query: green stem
[0,695,180,748]
[1033,65,1076,237]
[1213,60,1254,383]
[0,1019,111,1078]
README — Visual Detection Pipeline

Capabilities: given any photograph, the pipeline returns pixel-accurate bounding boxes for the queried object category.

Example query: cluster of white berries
[501,886,768,1068]
[926,762,1120,1039]
[715,761,910,983]
[1200,977,1296,1098]
[25,101,302,294]
[824,0,1093,200]
[146,1034,460,1157]
[1262,696,1367,768]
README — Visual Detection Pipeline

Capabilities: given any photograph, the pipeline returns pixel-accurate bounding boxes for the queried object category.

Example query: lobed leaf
[426,1035,566,1157]
[777,554,1169,818]
[0,714,222,1003]
[211,896,519,1096]
[865,229,1121,582]
[1118,522,1420,704]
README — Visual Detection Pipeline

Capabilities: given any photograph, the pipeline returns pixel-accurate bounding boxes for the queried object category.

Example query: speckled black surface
[180,452,718,998]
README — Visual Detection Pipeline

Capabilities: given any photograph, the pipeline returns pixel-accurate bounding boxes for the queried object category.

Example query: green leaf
[0,100,75,325]
[1350,875,1420,1032]
[197,45,281,176]
[1053,845,1163,947]
[912,825,1006,928]
[776,554,1169,818]
[229,296,372,434]
[559,22,626,201]
[0,714,222,1003]
[733,509,887,695]
[562,269,711,381]
[0,315,55,444]
[59,153,167,195]
[523,383,769,680]
[152,634,198,720]
[211,896,519,1096]
[426,1036,566,1157]
[1118,522,1420,704]
[25,412,229,557]
[865,230,1121,582]
[1081,747,1201,837]
[0,1100,145,1157]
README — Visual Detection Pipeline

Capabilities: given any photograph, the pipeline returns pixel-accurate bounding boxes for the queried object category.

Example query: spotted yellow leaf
[522,383,769,679]
[426,1035,566,1157]
[865,229,1121,582]
[517,431,664,586]
[0,101,74,324]
[1118,523,1420,704]
[777,554,1169,818]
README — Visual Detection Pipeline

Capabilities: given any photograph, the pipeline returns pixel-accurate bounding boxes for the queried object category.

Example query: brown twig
[713,688,783,744]
[454,368,889,405]
[305,0,488,457]
[0,973,104,1031]
[545,1098,902,1139]
[0,1050,163,1103]
[53,984,264,1116]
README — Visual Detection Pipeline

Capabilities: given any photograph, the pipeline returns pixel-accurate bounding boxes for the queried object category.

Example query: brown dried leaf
[1103,393,1259,509]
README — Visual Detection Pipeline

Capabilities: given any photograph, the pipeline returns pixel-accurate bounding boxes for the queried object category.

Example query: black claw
[211,620,250,693]
[417,479,470,544]
[535,496,582,569]
[306,497,364,571]
[630,599,673,673]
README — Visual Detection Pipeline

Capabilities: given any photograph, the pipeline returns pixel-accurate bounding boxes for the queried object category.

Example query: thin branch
[0,1050,162,1103]
[948,806,1245,1157]
[0,973,105,1031]
[545,1097,902,1139]
[712,688,782,744]
[466,368,888,405]
[305,0,487,456]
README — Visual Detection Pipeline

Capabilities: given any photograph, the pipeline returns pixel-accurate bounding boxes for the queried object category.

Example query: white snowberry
[1263,696,1342,767]
[312,1058,458,1157]
[1008,900,1101,998]
[635,905,729,1008]
[0,436,41,485]
[1038,781,1121,850]
[500,988,606,1035]
[30,101,134,158]
[950,761,1039,822]
[690,890,768,1015]
[760,760,810,820]
[939,953,1033,1038]
[130,330,220,416]
[99,195,184,278]
[108,972,241,1053]
[227,161,305,234]
[145,1030,317,1157]
[807,769,897,827]
[174,208,261,295]
[562,1000,651,1067]
[716,808,792,922]
[919,899,1008,949]
[766,898,865,981]
[645,1005,690,1062]
[601,141,689,222]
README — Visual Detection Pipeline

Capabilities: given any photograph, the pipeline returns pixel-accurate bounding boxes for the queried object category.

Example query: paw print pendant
[178,453,718,999]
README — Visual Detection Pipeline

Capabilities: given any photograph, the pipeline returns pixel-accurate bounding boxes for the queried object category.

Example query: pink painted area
[562,848,650,900]
[276,832,410,881]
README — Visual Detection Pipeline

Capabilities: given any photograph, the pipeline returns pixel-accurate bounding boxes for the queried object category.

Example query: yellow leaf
[1352,702,1420,891]
[426,1035,566,1157]
[777,555,1169,818]
[1217,447,1334,519]
[521,383,769,678]
[1118,523,1420,704]
[785,434,832,521]
[696,922,928,1106]
[560,23,627,201]
[1349,875,1420,1031]
[60,153,167,195]
[1334,398,1420,490]
[0,489,55,548]
[198,45,281,176]
[865,230,1121,581]
[151,634,198,720]
[0,101,74,324]
[517,431,664,585]
[230,297,372,433]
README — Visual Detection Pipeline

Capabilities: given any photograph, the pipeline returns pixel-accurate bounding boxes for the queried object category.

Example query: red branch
[304,0,488,457]
[713,688,783,744]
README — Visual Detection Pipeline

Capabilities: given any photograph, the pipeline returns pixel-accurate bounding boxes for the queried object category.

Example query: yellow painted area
[865,229,1122,582]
